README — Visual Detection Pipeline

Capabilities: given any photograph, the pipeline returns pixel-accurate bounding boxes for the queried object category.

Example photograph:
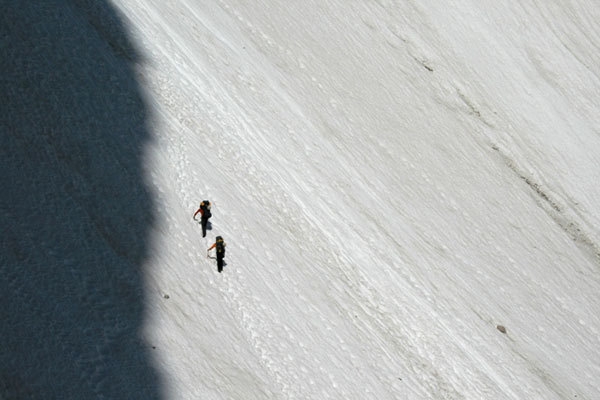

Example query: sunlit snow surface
[3,0,600,399]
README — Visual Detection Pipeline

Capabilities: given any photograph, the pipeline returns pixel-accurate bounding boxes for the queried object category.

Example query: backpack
[200,200,212,218]
[215,236,225,256]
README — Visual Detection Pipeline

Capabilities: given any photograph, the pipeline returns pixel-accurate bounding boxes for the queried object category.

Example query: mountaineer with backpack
[193,200,212,237]
[208,236,226,273]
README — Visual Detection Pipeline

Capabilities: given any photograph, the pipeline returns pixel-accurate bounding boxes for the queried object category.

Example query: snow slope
[2,0,600,399]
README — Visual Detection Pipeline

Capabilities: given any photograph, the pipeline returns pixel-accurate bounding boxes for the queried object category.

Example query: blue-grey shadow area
[1,1,163,399]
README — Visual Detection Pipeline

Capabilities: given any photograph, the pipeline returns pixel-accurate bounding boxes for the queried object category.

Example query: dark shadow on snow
[1,1,163,399]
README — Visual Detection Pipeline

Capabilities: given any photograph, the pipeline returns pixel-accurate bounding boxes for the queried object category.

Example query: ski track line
[145,64,316,398]
[219,270,301,399]
[205,132,325,398]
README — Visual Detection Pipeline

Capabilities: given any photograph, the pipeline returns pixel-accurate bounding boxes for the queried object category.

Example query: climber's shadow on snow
[1,2,163,399]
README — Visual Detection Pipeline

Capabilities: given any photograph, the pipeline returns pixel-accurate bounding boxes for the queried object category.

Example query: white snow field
[2,0,600,399]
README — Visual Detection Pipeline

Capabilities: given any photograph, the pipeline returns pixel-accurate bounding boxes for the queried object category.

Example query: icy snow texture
[1,0,600,399]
